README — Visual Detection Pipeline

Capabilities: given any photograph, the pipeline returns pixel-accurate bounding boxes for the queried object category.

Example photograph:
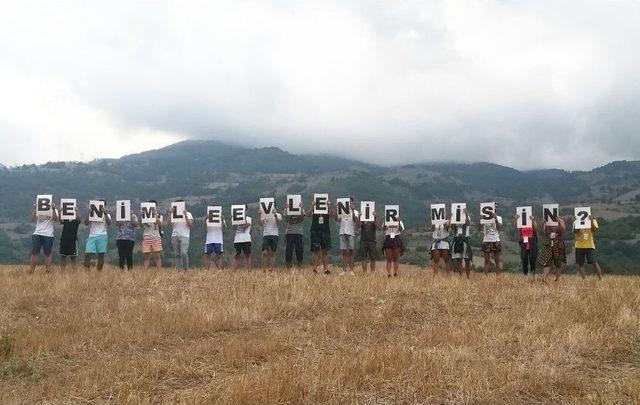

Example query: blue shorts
[85,235,108,254]
[32,234,54,255]
[205,243,223,255]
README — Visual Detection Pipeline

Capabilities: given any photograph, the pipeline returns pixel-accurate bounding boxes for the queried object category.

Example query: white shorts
[431,240,450,251]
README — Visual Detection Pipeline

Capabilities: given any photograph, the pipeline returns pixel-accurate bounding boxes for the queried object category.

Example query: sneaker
[324,269,331,275]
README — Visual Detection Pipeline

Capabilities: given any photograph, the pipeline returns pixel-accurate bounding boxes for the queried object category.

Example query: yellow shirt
[575,219,598,249]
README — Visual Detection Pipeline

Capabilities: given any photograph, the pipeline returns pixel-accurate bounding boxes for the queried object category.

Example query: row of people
[30,199,603,280]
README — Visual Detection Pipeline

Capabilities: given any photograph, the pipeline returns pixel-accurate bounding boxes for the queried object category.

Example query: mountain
[1,140,639,271]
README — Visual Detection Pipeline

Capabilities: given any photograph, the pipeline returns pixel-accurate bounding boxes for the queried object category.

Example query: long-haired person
[83,200,111,271]
[516,213,538,276]
[30,202,58,273]
[141,202,163,270]
[383,218,404,277]
[540,216,566,283]
[115,211,138,270]
[450,208,472,278]
[430,219,451,276]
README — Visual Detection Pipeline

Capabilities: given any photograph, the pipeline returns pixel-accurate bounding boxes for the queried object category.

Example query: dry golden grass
[1,264,639,404]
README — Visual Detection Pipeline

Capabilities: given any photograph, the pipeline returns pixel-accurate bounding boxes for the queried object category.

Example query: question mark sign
[578,211,588,225]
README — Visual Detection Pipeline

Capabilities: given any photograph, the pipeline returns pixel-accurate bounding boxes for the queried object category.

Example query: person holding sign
[284,201,306,269]
[83,200,111,271]
[450,208,472,278]
[30,198,58,273]
[357,210,378,273]
[574,214,604,280]
[309,195,333,275]
[58,206,81,271]
[115,212,138,271]
[540,216,567,284]
[167,200,194,271]
[478,203,503,276]
[383,215,404,277]
[232,206,252,271]
[335,197,359,276]
[204,207,226,271]
[430,208,451,276]
[515,212,538,276]
[140,201,164,270]
[259,203,282,272]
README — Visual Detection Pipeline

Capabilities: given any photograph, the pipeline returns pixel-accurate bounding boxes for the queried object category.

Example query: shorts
[539,241,566,267]
[339,234,355,251]
[482,242,501,254]
[431,240,450,251]
[310,230,331,252]
[85,235,108,254]
[575,248,596,265]
[142,237,163,253]
[383,235,403,251]
[32,234,54,255]
[261,236,279,252]
[205,243,223,255]
[234,242,252,256]
[59,238,77,256]
[360,240,377,260]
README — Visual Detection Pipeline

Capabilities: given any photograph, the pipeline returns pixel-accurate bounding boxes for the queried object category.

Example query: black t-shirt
[310,214,330,232]
[360,222,377,242]
[61,219,80,242]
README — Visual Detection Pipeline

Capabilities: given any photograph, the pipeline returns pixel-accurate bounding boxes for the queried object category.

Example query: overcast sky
[1,1,639,170]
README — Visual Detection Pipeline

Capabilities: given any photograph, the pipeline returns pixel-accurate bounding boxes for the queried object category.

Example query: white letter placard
[480,202,496,225]
[140,202,157,224]
[384,205,399,226]
[314,193,329,215]
[430,204,446,226]
[543,204,559,226]
[116,200,131,222]
[286,195,302,216]
[60,198,76,221]
[450,203,466,225]
[206,206,222,227]
[89,200,105,222]
[36,194,53,217]
[231,205,246,225]
[516,206,532,229]
[574,207,592,229]
[360,201,375,222]
[336,198,351,219]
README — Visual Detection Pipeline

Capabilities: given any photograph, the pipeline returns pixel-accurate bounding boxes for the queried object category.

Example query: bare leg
[83,254,92,270]
[483,253,490,275]
[542,266,550,284]
[349,251,354,272]
[216,253,224,270]
[246,254,252,270]
[443,251,451,276]
[464,259,471,279]
[205,253,211,271]
[312,251,319,273]
[69,256,77,270]
[270,252,276,272]
[494,252,501,276]
[322,250,329,272]
[29,254,38,273]
[554,264,562,282]
[261,250,268,271]
[96,254,105,271]
[593,262,603,280]
[60,256,67,271]
[361,257,367,273]
[578,265,586,279]
[370,259,376,273]
[432,250,441,276]
[44,254,52,273]
[385,248,393,276]
[143,252,151,269]
[233,255,240,271]
[155,252,162,270]
[393,249,400,276]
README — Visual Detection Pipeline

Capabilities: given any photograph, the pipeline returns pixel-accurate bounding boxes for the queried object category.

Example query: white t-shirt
[262,213,282,237]
[33,211,56,237]
[453,216,471,237]
[385,221,405,237]
[482,215,503,242]
[171,212,194,238]
[432,224,450,240]
[143,215,163,239]
[88,213,111,238]
[234,216,252,243]
[339,209,359,236]
[206,219,226,244]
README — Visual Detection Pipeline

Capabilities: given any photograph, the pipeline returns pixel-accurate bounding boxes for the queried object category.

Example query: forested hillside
[1,140,639,272]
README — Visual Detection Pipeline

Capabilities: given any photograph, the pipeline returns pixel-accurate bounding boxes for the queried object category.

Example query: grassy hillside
[0,265,638,403]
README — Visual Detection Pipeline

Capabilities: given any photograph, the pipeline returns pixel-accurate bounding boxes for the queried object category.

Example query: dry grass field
[1,264,639,404]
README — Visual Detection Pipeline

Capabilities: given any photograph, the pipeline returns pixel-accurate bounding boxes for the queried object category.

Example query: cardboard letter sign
[543,204,559,226]
[516,206,532,229]
[360,201,375,222]
[337,198,351,219]
[89,200,105,222]
[385,205,399,226]
[116,200,131,222]
[207,206,222,227]
[141,202,157,224]
[286,195,302,216]
[36,195,53,217]
[231,205,246,225]
[60,198,77,221]
[480,202,496,225]
[574,207,591,229]
[430,204,446,226]
[171,201,186,223]
[314,193,329,215]
[450,203,466,225]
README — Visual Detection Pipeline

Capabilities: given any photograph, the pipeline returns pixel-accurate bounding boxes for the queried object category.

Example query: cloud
[0,0,639,169]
